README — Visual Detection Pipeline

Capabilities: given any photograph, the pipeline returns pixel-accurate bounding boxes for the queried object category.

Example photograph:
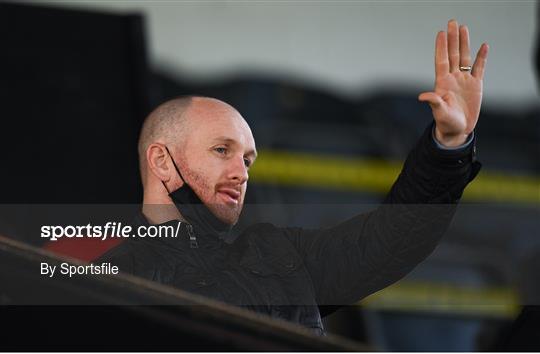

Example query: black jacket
[98,123,481,335]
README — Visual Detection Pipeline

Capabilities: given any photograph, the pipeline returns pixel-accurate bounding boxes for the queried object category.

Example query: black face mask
[161,146,232,240]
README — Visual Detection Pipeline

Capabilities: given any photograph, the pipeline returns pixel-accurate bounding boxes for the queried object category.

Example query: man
[100,20,488,335]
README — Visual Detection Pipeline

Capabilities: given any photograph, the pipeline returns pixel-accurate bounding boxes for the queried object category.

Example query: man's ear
[146,143,173,184]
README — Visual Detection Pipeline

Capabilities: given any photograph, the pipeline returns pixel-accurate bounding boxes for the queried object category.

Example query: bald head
[139,96,256,225]
[138,96,252,186]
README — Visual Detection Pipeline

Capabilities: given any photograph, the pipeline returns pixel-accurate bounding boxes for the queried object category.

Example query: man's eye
[244,158,251,168]
[214,147,227,154]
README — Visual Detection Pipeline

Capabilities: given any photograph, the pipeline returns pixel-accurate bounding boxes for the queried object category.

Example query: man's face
[173,101,257,225]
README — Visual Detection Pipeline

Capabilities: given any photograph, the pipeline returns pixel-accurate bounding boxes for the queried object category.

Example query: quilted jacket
[98,122,481,335]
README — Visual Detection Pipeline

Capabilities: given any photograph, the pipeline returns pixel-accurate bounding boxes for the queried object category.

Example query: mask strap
[161,180,171,194]
[161,146,187,194]
[164,146,187,183]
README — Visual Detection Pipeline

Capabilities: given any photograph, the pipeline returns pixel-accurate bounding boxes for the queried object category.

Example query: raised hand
[418,19,489,147]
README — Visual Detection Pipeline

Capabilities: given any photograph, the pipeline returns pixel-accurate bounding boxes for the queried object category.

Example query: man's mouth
[216,188,241,206]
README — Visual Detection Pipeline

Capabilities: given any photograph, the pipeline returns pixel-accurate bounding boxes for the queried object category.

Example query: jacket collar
[133,211,230,250]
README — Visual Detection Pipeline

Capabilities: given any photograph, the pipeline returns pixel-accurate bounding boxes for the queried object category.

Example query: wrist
[434,127,469,148]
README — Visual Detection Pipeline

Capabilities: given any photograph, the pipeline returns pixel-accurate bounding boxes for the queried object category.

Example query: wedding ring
[459,66,472,72]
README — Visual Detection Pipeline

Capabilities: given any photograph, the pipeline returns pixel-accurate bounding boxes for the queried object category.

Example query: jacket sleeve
[281,122,482,306]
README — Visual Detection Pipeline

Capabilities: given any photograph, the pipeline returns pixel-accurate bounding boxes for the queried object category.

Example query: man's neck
[142,188,186,225]
[141,203,186,225]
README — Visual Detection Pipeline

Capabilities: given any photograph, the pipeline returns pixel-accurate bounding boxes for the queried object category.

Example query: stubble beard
[182,165,243,225]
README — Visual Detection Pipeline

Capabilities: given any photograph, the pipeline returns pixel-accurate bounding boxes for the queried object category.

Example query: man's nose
[228,156,249,184]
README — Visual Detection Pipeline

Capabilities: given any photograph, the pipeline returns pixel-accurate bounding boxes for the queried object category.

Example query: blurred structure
[0,2,149,205]
[536,1,540,93]
[0,1,538,351]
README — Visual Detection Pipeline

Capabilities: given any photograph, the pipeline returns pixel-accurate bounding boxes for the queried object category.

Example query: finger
[418,92,444,107]
[447,19,460,73]
[435,31,449,78]
[459,25,472,68]
[472,43,489,79]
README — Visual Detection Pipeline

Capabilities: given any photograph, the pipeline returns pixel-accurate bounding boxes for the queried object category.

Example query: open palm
[419,20,489,147]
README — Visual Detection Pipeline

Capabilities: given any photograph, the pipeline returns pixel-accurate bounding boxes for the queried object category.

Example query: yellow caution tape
[250,150,540,203]
[359,280,520,318]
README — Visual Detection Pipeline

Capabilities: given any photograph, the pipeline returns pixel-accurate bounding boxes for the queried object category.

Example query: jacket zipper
[185,224,214,279]
[186,224,199,249]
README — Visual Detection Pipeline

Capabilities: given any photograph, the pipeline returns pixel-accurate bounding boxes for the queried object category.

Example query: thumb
[418,92,444,107]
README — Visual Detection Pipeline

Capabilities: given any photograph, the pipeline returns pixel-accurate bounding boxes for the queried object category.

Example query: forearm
[385,121,480,205]
[283,122,481,306]
[296,122,480,305]
[356,121,481,295]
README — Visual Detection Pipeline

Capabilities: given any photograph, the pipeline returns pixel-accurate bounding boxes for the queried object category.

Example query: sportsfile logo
[41,222,181,241]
